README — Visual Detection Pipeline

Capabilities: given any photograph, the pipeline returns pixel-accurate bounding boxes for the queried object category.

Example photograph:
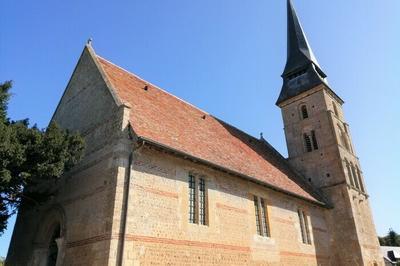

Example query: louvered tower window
[311,130,319,150]
[304,133,312,152]
[301,105,309,119]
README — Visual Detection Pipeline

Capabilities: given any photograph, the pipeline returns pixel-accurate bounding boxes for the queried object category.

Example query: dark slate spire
[276,0,336,106]
[283,0,323,76]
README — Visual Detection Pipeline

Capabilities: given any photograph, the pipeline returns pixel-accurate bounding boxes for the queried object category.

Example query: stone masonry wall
[280,86,383,266]
[120,146,333,265]
[6,46,129,266]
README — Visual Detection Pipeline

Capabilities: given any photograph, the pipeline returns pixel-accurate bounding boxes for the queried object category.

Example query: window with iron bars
[253,196,270,237]
[303,130,319,153]
[188,174,207,225]
[298,209,312,245]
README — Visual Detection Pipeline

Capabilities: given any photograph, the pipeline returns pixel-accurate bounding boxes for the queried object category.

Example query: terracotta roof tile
[97,56,323,204]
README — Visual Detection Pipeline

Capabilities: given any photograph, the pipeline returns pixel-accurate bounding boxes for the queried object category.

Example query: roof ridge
[96,55,210,115]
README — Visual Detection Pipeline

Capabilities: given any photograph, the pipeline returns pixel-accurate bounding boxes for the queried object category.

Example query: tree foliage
[0,81,84,235]
[379,228,400,247]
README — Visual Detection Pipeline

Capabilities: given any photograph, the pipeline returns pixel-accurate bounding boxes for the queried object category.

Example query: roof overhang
[136,136,330,208]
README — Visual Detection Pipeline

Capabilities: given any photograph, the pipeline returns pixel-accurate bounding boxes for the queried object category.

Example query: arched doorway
[47,225,61,266]
[31,206,66,266]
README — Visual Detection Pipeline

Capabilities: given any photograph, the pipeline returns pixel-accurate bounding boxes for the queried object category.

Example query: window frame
[332,101,339,117]
[300,105,309,119]
[303,133,313,152]
[356,167,365,193]
[253,195,271,238]
[188,173,208,226]
[188,174,197,224]
[311,130,319,150]
[298,209,312,245]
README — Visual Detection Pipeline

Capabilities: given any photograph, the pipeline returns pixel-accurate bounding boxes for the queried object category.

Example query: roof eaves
[136,135,329,208]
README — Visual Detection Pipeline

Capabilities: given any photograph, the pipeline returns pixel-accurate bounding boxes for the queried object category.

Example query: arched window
[351,163,360,190]
[303,133,312,152]
[32,206,65,266]
[301,105,309,119]
[345,161,355,187]
[332,101,339,117]
[338,125,350,151]
[356,167,365,193]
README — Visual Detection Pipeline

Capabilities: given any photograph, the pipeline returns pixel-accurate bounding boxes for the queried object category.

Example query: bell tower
[277,1,382,265]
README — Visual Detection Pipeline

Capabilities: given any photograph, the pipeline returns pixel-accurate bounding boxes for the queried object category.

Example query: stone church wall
[6,47,129,266]
[121,146,333,265]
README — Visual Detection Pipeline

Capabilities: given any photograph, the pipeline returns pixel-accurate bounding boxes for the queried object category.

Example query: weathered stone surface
[279,85,382,265]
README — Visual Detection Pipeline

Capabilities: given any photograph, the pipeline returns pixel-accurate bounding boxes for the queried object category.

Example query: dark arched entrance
[31,205,66,266]
[47,225,61,266]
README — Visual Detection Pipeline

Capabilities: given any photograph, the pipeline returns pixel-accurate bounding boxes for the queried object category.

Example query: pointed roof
[283,0,323,76]
[277,0,342,106]
[89,51,326,206]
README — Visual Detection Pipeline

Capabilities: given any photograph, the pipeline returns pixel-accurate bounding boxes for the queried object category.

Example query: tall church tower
[277,1,382,265]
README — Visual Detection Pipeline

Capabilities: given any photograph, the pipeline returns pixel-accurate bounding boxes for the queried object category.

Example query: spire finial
[87,38,93,46]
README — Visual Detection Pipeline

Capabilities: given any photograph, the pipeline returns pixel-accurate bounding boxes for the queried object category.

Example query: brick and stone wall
[6,46,129,266]
[120,146,332,265]
[279,85,383,265]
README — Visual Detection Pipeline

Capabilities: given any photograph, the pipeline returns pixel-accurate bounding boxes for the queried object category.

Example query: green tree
[0,81,84,235]
[379,228,400,246]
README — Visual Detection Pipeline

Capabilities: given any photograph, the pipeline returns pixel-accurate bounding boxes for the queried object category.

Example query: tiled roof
[97,55,324,204]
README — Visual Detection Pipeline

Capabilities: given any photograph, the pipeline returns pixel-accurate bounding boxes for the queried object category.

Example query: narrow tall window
[338,125,351,151]
[304,133,312,152]
[260,198,271,237]
[332,101,339,117]
[345,161,355,187]
[188,174,196,223]
[357,167,365,193]
[254,196,261,235]
[188,174,207,225]
[254,196,271,237]
[351,164,360,190]
[199,178,206,225]
[301,105,309,119]
[311,130,319,150]
[298,209,311,244]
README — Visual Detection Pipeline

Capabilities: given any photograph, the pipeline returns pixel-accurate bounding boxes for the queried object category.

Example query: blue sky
[1,0,399,257]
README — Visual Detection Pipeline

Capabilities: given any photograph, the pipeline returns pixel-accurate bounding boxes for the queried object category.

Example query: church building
[7,1,383,265]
